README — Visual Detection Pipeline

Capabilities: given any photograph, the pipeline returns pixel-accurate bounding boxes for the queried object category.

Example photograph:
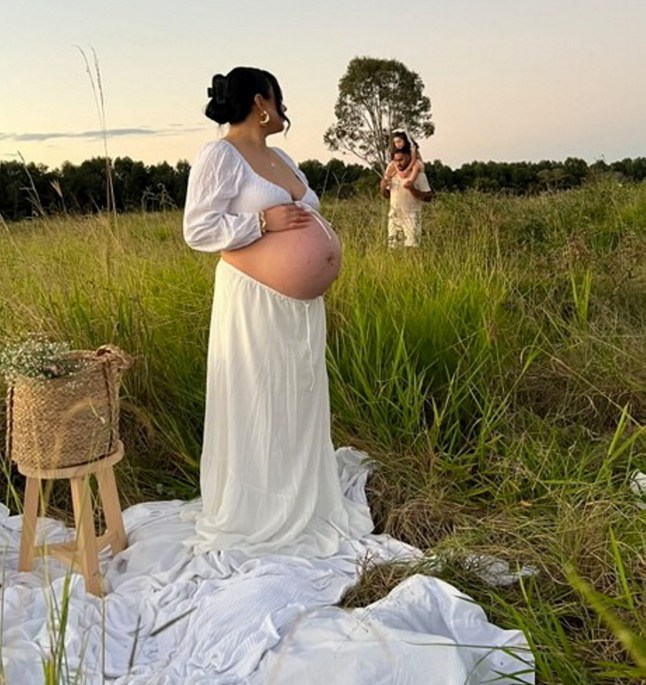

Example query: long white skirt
[186,260,374,556]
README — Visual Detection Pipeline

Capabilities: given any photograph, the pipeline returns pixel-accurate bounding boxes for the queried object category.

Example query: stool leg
[95,466,127,555]
[19,477,40,572]
[70,476,102,596]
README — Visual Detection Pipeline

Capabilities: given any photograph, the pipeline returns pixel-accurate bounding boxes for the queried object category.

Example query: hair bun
[205,73,231,124]
[202,66,288,129]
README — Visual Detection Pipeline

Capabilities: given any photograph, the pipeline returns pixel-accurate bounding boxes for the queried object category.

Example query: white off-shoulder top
[183,139,320,253]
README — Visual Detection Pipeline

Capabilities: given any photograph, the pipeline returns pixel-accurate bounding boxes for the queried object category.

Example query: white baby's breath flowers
[0,337,79,383]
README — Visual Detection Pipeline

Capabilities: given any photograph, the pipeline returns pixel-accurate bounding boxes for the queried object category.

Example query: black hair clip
[207,75,228,104]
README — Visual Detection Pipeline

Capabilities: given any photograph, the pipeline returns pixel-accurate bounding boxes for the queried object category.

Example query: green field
[1,181,645,683]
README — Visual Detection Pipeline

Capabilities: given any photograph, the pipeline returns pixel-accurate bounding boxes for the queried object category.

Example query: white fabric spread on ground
[0,450,533,685]
[630,470,646,509]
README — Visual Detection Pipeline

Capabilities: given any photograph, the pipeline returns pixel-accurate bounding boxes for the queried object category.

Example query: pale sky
[1,0,645,170]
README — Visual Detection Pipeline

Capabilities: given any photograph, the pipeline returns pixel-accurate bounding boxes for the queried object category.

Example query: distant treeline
[1,155,645,221]
[0,158,191,221]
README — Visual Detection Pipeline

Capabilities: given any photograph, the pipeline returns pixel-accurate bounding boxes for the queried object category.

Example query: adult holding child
[182,66,373,556]
[380,133,433,247]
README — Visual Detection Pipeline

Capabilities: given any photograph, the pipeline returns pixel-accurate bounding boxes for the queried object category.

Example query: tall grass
[0,180,645,683]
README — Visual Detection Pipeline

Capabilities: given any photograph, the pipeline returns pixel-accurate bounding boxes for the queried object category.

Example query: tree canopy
[324,57,435,172]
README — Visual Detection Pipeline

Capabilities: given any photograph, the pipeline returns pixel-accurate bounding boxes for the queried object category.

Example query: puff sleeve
[183,141,262,252]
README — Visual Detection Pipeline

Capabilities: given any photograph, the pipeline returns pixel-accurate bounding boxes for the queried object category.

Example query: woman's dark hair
[391,130,418,155]
[391,138,412,156]
[205,67,289,128]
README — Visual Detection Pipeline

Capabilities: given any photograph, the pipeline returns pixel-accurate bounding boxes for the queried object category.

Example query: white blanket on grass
[0,450,534,684]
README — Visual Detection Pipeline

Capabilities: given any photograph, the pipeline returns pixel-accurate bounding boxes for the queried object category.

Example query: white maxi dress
[182,139,374,556]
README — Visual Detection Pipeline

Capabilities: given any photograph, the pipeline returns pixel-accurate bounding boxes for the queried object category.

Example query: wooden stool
[17,441,127,596]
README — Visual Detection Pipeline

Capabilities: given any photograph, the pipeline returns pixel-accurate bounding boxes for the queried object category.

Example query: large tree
[324,57,435,172]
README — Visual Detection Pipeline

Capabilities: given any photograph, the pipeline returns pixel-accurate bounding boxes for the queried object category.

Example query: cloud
[0,125,207,143]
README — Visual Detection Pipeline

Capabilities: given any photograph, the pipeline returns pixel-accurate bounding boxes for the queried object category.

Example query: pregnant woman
[183,66,373,556]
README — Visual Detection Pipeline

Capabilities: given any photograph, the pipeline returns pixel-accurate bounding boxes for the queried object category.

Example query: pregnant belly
[222,216,342,299]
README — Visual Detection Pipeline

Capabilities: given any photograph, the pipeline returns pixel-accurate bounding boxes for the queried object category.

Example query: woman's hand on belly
[222,216,342,300]
[264,204,311,232]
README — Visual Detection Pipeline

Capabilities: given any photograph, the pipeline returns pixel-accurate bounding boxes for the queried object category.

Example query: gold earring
[259,110,271,127]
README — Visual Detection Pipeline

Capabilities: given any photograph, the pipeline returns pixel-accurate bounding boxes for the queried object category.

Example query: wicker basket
[6,345,132,470]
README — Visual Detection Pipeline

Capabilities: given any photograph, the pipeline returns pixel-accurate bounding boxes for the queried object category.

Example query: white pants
[388,211,422,247]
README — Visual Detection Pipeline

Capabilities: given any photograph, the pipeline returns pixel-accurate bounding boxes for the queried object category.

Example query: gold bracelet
[259,211,267,235]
